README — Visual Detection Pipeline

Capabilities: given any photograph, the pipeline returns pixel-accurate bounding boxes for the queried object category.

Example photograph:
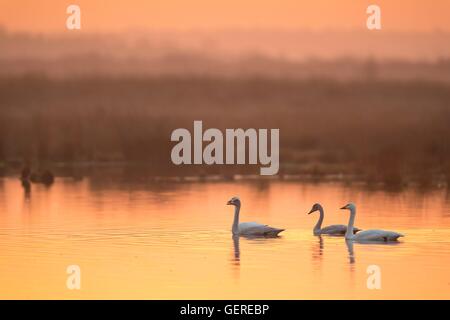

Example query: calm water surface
[0,177,449,299]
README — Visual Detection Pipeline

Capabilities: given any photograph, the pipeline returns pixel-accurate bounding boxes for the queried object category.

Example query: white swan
[341,203,404,242]
[227,196,285,237]
[308,203,361,236]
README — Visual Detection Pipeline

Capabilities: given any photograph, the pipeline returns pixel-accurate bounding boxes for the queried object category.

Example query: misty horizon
[1,28,450,81]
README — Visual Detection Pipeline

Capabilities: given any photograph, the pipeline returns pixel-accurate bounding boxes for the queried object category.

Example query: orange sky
[1,0,450,33]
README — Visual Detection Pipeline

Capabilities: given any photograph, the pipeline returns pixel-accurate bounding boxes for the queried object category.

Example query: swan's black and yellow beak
[340,205,347,210]
[226,200,233,205]
[307,208,315,215]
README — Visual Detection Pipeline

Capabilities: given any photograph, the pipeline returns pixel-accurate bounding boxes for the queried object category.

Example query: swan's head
[340,203,356,211]
[307,203,323,214]
[227,196,241,207]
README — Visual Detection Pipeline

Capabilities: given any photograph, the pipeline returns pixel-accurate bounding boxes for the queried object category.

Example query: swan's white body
[228,197,285,237]
[348,229,403,241]
[342,203,404,242]
[309,204,361,236]
[236,221,284,236]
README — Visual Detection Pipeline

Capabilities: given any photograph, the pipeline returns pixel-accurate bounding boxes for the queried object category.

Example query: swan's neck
[345,208,356,239]
[313,206,325,232]
[232,205,240,235]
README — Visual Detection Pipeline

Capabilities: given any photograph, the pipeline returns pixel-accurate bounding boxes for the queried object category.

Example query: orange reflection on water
[0,177,449,299]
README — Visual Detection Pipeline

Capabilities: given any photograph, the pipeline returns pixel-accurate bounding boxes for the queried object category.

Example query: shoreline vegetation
[0,75,449,190]
[1,161,449,191]
[2,174,449,198]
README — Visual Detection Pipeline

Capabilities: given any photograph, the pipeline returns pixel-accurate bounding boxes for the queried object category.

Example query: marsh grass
[0,76,449,187]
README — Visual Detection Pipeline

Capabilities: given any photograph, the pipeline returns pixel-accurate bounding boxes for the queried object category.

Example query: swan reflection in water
[345,239,402,266]
[230,234,283,269]
[311,235,324,264]
[229,235,241,281]
[310,235,352,265]
[232,235,240,265]
[345,240,355,264]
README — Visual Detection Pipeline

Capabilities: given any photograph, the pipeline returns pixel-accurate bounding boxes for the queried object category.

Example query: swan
[227,196,285,237]
[341,203,404,242]
[308,203,361,236]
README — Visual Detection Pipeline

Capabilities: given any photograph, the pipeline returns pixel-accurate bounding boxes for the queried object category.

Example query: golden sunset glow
[0,179,449,299]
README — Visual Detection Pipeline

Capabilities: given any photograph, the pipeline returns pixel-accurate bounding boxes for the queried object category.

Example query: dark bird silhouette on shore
[21,166,31,181]
[20,165,32,197]
[21,165,55,186]
[30,170,55,185]
[21,177,31,196]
